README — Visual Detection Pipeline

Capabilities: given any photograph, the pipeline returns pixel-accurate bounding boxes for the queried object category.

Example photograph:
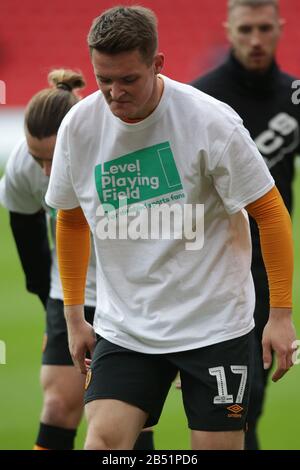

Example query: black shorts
[85,331,254,431]
[42,298,95,366]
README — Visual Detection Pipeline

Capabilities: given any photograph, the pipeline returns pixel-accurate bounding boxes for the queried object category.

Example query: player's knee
[84,430,122,450]
[84,435,110,450]
[42,392,82,425]
[85,420,133,450]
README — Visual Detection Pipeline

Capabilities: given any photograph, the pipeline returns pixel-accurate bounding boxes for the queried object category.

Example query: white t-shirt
[46,75,274,353]
[0,139,96,306]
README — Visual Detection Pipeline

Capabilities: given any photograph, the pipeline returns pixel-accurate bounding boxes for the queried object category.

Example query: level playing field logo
[94,141,183,211]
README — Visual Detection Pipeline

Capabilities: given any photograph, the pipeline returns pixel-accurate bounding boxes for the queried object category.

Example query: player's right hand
[64,305,96,374]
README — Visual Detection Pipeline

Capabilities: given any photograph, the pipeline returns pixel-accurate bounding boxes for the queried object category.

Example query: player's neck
[122,76,164,123]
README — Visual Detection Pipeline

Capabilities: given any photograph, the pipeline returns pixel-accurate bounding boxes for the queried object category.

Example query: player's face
[91,48,164,120]
[227,5,284,72]
[26,134,56,177]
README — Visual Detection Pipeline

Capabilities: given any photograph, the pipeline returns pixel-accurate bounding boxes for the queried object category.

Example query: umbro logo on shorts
[226,404,243,418]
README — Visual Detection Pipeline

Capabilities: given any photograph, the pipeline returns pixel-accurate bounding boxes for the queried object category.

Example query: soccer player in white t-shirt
[0,70,96,450]
[45,6,296,450]
[0,69,153,450]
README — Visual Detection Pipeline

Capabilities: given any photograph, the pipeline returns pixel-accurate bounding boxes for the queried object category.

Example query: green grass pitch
[0,167,299,450]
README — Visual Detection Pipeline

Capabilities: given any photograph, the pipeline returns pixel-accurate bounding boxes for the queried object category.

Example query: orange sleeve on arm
[246,186,293,308]
[56,207,90,306]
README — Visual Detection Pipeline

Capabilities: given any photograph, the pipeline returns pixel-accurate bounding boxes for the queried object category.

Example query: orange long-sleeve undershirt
[57,186,293,308]
[56,207,90,305]
[246,186,293,308]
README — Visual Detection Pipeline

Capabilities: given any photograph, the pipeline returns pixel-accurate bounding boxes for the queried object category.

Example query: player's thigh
[85,337,177,429]
[191,429,244,450]
[85,398,147,449]
[41,364,86,403]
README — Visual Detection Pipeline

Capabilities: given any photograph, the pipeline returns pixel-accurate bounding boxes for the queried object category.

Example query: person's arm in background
[9,210,51,309]
[56,206,95,373]
[42,118,95,372]
[246,186,297,382]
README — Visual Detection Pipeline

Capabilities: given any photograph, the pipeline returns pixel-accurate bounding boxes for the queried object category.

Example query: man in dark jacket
[192,0,299,450]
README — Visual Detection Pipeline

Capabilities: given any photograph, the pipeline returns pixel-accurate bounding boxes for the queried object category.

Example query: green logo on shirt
[94,142,183,210]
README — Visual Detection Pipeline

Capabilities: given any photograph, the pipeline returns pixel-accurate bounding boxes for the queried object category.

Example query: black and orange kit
[56,184,293,431]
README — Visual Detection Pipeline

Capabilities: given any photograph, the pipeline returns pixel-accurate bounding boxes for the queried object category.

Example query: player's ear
[153,53,164,75]
[223,21,232,43]
[278,17,286,34]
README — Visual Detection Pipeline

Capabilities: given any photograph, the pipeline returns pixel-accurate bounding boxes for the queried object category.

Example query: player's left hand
[262,307,297,382]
